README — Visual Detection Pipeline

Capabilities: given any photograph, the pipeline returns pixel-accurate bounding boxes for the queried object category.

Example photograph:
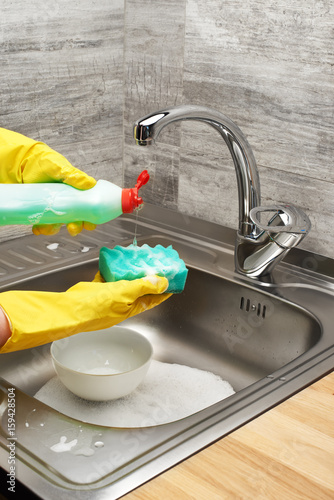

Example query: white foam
[142,275,161,286]
[50,436,78,453]
[34,360,235,428]
[46,243,59,251]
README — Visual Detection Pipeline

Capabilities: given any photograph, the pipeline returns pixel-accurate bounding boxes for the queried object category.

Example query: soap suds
[47,243,60,251]
[35,360,235,428]
[99,244,188,293]
[50,435,78,453]
[142,275,161,286]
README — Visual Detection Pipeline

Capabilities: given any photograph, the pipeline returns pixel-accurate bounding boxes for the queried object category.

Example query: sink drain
[240,296,266,319]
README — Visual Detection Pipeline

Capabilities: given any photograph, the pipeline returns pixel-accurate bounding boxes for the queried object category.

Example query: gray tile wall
[1,0,333,259]
[0,0,124,241]
[124,0,334,258]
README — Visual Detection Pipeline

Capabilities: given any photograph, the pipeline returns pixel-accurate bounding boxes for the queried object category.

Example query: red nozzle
[121,170,150,213]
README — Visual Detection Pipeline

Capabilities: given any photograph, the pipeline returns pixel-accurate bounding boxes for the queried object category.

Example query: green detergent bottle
[0,170,149,226]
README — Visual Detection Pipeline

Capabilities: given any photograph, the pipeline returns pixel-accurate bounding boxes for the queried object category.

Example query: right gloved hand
[0,274,171,353]
[0,127,97,236]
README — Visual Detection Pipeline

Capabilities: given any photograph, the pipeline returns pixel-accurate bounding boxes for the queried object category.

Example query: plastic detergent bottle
[0,170,149,226]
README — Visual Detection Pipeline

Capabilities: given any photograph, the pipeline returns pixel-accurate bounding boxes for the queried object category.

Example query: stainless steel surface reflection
[0,204,333,499]
[134,105,311,277]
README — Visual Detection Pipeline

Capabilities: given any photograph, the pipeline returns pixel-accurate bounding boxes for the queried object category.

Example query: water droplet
[94,441,104,448]
[50,436,78,453]
[25,408,49,430]
[46,242,60,251]
[80,246,91,253]
[74,446,95,457]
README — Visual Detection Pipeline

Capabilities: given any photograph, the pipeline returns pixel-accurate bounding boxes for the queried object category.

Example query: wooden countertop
[124,371,334,499]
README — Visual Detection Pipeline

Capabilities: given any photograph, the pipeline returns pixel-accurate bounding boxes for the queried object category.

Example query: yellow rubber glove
[0,127,97,236]
[0,273,171,353]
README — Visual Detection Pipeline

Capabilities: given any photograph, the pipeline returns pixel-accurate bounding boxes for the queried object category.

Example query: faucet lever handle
[250,204,311,235]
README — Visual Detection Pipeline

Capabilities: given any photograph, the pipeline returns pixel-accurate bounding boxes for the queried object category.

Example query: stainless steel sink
[0,204,333,499]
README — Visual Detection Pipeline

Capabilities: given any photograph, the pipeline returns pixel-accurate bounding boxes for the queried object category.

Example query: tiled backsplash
[0,0,124,242]
[123,0,334,259]
[1,0,333,258]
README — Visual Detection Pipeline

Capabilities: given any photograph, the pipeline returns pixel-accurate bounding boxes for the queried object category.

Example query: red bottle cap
[121,170,150,213]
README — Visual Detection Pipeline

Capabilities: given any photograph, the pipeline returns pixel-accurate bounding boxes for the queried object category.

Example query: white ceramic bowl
[50,326,153,401]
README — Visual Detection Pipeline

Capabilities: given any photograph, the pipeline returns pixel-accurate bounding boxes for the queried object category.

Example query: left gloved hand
[0,127,97,236]
[0,273,171,353]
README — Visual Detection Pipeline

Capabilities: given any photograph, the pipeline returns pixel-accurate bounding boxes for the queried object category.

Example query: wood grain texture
[123,0,186,208]
[183,0,334,178]
[124,371,334,500]
[124,142,180,211]
[124,0,334,258]
[0,0,124,242]
[178,130,334,255]
[1,0,333,256]
[182,0,334,257]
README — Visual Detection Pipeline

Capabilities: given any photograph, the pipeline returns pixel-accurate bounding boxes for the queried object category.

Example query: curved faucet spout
[133,105,310,278]
[134,105,261,238]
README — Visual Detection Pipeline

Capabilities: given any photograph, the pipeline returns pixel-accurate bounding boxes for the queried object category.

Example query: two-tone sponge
[99,244,188,293]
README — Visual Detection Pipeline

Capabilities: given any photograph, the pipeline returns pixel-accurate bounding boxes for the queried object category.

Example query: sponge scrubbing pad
[99,244,188,293]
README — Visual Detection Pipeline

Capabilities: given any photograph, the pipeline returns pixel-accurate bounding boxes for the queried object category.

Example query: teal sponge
[99,244,188,293]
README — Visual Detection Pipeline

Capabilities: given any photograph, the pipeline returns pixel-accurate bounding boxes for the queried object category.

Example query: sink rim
[0,205,333,499]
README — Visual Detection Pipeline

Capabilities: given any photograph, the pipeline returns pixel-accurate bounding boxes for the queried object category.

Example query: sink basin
[0,204,333,499]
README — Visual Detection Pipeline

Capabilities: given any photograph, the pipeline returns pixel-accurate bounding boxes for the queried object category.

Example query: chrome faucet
[133,105,311,278]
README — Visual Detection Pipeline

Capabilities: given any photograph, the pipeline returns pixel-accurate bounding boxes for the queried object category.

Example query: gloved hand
[0,127,96,236]
[0,273,171,353]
